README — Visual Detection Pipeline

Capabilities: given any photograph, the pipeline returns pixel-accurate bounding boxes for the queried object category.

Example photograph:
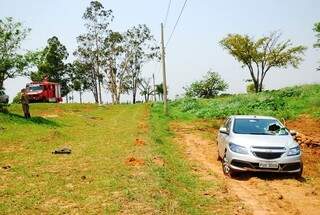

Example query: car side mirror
[219,127,229,135]
[290,130,297,136]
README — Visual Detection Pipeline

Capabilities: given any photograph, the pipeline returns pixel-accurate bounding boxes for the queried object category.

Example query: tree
[314,22,320,70]
[138,78,153,103]
[155,83,164,101]
[184,70,228,98]
[104,31,128,104]
[124,25,159,104]
[246,82,255,94]
[74,40,99,103]
[71,61,93,103]
[75,0,114,104]
[0,17,30,90]
[12,92,21,104]
[220,32,306,92]
[30,36,70,97]
[103,25,158,104]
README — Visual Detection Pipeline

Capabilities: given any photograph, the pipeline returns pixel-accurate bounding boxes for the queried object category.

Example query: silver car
[217,115,302,178]
[0,90,9,104]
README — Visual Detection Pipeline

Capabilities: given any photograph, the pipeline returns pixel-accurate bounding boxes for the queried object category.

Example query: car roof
[230,115,277,120]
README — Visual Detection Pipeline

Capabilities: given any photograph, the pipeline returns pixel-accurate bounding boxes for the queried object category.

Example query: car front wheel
[222,155,236,178]
[294,163,303,179]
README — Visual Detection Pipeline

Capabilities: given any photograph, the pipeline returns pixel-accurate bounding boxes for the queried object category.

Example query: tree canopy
[220,32,306,92]
[75,0,114,104]
[30,36,70,97]
[184,70,228,98]
[314,22,320,70]
[104,25,159,104]
[0,17,30,90]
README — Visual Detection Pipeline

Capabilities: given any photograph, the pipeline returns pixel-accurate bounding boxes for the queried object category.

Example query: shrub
[12,92,21,104]
[184,70,228,98]
[171,84,320,120]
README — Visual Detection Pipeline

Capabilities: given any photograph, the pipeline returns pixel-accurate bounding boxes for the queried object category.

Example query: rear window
[233,118,288,135]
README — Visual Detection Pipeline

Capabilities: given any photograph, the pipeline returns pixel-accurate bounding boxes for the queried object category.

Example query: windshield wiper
[246,132,272,135]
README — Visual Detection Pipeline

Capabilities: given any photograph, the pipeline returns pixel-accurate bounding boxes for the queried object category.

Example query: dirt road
[172,121,320,215]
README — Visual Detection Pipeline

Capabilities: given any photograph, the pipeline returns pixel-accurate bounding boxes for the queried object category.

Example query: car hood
[230,134,297,148]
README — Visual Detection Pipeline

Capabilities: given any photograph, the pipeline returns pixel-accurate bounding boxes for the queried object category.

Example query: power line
[164,0,172,28]
[165,0,188,47]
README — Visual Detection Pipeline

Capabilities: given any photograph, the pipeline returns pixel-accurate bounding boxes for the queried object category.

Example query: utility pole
[152,73,156,102]
[161,23,168,115]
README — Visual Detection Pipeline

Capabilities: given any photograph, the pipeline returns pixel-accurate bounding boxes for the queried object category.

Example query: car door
[218,117,231,157]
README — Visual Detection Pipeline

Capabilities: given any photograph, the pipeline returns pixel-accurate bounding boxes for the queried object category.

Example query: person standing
[20,89,31,119]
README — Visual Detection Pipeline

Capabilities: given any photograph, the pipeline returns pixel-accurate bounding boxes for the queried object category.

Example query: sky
[1,0,320,103]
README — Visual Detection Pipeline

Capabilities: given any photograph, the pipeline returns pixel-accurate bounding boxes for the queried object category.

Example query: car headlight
[287,146,301,156]
[229,143,248,154]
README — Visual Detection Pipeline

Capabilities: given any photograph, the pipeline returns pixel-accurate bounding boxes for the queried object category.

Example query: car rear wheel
[222,155,236,178]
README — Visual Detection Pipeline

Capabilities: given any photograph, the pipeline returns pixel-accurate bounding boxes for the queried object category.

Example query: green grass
[169,84,320,120]
[0,104,157,214]
[150,104,217,214]
[0,103,235,214]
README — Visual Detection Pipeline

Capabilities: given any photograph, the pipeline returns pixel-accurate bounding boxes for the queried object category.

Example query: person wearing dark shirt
[20,89,31,119]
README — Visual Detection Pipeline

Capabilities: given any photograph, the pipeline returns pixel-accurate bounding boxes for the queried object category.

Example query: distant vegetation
[0,1,160,105]
[0,0,319,106]
[220,32,307,93]
[314,22,320,70]
[170,84,320,120]
[184,70,228,98]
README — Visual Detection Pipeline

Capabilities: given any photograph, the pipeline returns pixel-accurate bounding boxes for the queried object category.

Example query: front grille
[252,146,286,150]
[253,152,284,159]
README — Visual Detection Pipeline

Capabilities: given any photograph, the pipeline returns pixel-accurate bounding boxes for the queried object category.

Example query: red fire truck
[26,79,62,103]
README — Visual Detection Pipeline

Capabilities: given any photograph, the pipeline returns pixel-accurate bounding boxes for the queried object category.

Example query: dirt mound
[287,116,320,148]
[152,156,165,167]
[294,133,320,147]
[125,157,144,166]
[134,138,146,146]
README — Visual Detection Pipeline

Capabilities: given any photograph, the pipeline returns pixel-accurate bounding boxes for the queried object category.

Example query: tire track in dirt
[172,122,320,215]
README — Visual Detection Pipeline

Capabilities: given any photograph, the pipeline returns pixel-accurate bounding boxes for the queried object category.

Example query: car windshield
[28,85,43,92]
[233,118,288,135]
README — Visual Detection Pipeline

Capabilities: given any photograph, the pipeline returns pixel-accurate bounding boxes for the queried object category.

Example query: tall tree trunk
[132,75,138,104]
[79,89,82,104]
[92,71,99,103]
[71,91,74,103]
[132,78,137,104]
[98,78,102,104]
[254,82,259,93]
[116,93,121,104]
[133,89,136,104]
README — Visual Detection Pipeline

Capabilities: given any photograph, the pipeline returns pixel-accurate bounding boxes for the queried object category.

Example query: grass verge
[149,103,236,214]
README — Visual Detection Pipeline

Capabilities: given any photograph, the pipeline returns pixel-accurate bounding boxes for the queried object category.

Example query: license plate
[259,162,278,169]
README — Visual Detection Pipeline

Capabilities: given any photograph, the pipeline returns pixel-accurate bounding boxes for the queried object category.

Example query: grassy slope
[0,103,235,214]
[1,104,158,214]
[170,84,320,120]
